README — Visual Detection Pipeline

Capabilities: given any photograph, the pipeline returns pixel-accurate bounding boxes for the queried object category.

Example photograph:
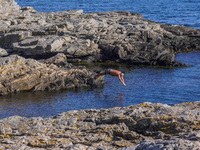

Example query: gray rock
[39,53,67,65]
[0,55,104,95]
[0,1,200,149]
[135,138,200,150]
[0,0,20,15]
[0,102,200,149]
[1,1,200,66]
[0,48,8,56]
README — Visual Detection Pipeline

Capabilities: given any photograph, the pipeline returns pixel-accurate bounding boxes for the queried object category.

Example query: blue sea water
[15,0,200,29]
[0,0,200,119]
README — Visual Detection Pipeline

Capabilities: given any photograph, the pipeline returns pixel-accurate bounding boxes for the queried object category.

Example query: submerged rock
[0,101,199,149]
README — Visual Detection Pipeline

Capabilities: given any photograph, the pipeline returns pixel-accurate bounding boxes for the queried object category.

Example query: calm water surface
[15,0,200,29]
[0,52,200,119]
[0,0,200,119]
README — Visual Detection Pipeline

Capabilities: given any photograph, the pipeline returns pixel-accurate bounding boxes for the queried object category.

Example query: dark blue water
[0,0,200,119]
[15,0,200,29]
[1,52,200,119]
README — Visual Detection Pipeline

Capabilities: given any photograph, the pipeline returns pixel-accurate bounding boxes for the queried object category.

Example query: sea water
[1,52,200,119]
[0,0,200,119]
[15,0,200,29]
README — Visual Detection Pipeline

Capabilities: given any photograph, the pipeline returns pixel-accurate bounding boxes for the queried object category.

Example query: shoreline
[1,0,200,95]
[1,0,200,149]
[0,101,200,149]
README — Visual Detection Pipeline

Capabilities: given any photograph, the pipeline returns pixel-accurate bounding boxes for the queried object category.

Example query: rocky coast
[1,0,200,94]
[1,0,200,149]
[0,102,200,149]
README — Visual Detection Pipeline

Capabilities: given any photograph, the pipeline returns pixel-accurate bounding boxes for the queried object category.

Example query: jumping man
[94,69,126,86]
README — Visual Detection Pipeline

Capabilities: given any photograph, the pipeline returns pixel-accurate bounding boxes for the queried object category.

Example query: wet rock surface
[0,102,200,149]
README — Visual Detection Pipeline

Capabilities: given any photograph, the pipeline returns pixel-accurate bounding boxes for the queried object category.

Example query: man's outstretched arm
[118,76,126,86]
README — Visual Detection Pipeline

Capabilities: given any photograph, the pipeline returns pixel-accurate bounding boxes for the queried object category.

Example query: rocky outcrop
[1,0,200,94]
[0,0,20,15]
[0,1,199,149]
[0,54,104,95]
[0,0,20,34]
[0,102,199,149]
[1,1,199,149]
[1,0,200,66]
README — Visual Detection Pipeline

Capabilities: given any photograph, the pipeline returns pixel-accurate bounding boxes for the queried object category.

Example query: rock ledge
[0,101,200,149]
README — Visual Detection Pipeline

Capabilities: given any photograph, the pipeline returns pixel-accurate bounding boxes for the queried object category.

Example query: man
[94,69,126,86]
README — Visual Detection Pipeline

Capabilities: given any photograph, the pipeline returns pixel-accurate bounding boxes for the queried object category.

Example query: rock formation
[0,0,20,15]
[0,102,199,149]
[1,0,200,95]
[1,0,200,66]
[0,0,200,149]
[0,54,103,95]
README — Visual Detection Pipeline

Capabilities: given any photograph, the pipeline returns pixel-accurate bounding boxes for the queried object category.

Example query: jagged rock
[0,55,104,95]
[0,102,199,149]
[136,138,200,150]
[12,35,101,62]
[1,0,200,149]
[39,53,67,65]
[1,1,200,66]
[21,6,37,13]
[0,0,20,15]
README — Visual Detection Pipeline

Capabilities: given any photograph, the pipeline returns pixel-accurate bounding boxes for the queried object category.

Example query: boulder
[0,48,8,56]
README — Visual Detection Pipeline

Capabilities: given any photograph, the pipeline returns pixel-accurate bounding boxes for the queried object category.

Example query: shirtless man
[94,69,126,86]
